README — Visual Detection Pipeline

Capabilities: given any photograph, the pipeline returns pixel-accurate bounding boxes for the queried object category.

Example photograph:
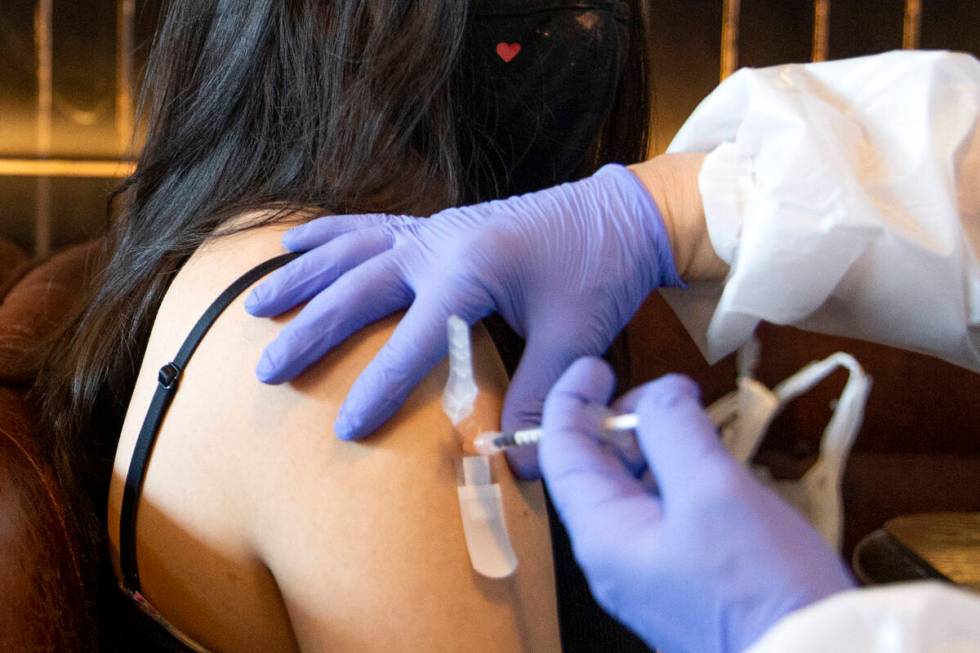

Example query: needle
[473,413,639,455]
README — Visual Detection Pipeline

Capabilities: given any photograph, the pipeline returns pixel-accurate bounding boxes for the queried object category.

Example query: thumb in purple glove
[539,358,855,653]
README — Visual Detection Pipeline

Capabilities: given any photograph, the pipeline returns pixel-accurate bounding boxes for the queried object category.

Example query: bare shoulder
[108,214,559,652]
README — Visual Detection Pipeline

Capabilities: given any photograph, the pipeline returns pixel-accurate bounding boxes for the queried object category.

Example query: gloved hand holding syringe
[474,412,639,456]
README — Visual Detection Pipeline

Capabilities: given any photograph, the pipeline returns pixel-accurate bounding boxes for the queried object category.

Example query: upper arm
[110,221,560,652]
[257,320,559,651]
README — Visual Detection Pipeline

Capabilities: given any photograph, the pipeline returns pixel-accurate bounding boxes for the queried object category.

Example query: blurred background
[1,1,978,256]
[1,0,161,256]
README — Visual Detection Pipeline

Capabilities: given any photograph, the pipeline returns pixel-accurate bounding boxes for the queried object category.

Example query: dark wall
[1,1,978,254]
[647,0,980,148]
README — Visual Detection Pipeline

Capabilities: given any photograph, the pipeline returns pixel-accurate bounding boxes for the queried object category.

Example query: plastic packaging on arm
[665,50,980,371]
[747,582,980,653]
[443,315,518,579]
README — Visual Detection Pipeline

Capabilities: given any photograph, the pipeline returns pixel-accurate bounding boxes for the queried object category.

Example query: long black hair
[33,0,651,645]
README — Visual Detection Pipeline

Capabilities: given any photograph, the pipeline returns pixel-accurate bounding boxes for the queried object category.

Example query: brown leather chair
[0,239,100,651]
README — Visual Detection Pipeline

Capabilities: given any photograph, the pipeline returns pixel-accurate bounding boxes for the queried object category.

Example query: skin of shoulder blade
[107,217,561,653]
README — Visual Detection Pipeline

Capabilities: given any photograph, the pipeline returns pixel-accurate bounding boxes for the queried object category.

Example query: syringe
[473,412,639,456]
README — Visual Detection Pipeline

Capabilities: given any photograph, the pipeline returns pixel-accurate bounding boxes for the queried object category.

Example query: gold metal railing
[0,159,135,178]
[812,0,831,63]
[32,0,53,256]
[722,0,926,79]
[720,0,740,80]
[904,0,922,50]
[1,0,136,255]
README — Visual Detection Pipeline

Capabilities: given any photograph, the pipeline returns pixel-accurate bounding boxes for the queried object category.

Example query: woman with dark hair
[34,0,654,650]
[247,31,980,653]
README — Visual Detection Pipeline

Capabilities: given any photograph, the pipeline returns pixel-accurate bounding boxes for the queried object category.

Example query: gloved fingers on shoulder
[283,213,417,251]
[334,290,489,440]
[255,252,411,385]
[433,199,505,224]
[247,226,400,317]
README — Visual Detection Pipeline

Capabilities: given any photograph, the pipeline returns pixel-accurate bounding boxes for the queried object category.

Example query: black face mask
[460,0,630,201]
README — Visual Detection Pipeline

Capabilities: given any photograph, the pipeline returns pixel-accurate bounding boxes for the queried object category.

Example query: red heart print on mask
[495,42,521,63]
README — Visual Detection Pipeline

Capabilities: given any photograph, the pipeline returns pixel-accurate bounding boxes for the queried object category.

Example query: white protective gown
[665,50,980,651]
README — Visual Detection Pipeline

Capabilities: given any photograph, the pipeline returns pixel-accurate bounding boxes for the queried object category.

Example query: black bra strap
[120,252,300,593]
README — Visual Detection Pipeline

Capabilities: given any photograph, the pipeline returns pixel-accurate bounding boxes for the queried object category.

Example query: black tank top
[116,253,299,653]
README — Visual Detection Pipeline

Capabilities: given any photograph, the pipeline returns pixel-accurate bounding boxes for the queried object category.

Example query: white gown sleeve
[747,582,980,653]
[663,50,980,371]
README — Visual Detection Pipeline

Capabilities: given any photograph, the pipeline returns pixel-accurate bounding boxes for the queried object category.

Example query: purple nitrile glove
[539,358,855,653]
[245,164,681,478]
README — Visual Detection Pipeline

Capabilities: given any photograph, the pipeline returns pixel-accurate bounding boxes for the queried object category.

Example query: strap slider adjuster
[158,362,182,389]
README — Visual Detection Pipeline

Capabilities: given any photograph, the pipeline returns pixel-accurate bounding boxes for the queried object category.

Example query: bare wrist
[628,153,728,282]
